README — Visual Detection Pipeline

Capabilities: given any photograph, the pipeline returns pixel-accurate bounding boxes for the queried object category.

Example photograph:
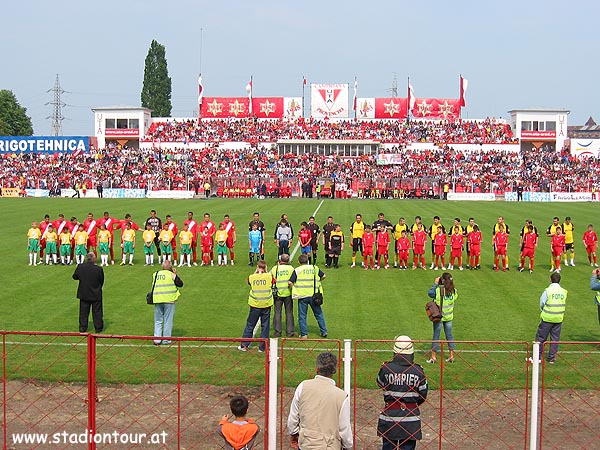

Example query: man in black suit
[73,252,105,333]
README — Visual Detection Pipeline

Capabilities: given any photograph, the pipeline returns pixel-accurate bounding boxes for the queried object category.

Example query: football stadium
[3,6,600,450]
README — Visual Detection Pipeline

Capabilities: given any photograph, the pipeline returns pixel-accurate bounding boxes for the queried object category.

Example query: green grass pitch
[5,197,599,343]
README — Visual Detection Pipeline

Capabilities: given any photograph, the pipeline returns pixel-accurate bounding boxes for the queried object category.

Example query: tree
[0,90,34,136]
[141,40,172,117]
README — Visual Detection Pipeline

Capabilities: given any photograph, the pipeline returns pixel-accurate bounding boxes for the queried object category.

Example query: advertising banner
[284,97,303,119]
[521,131,556,139]
[104,129,140,137]
[62,188,145,198]
[252,97,284,119]
[1,187,21,197]
[447,192,495,201]
[0,136,89,154]
[375,98,408,119]
[146,190,195,199]
[570,139,600,159]
[358,98,462,120]
[310,84,349,118]
[24,189,50,197]
[550,192,593,202]
[504,192,592,202]
[356,98,375,119]
[411,99,461,119]
[200,97,251,118]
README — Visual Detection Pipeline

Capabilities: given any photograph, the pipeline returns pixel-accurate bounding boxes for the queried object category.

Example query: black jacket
[377,354,428,442]
[73,263,104,302]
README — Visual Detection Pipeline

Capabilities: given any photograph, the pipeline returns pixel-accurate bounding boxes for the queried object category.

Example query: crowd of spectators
[1,140,596,195]
[0,119,596,193]
[143,117,518,145]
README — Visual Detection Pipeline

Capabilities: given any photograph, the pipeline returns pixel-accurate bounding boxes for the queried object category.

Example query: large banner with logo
[356,98,461,119]
[283,97,303,119]
[570,139,600,159]
[310,84,349,118]
[200,97,301,119]
[356,98,375,119]
[0,136,89,154]
[375,98,409,119]
[411,98,461,119]
[200,97,251,118]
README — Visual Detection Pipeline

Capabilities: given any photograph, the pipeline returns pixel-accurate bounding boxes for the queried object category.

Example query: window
[117,118,128,129]
[105,118,116,129]
[546,121,556,131]
[129,118,139,129]
[521,121,531,131]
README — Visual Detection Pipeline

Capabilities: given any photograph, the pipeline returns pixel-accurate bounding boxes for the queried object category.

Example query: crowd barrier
[1,332,599,449]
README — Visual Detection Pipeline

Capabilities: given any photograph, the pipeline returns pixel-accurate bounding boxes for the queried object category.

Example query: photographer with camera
[270,254,295,337]
[238,260,275,352]
[590,268,600,326]
[534,272,567,363]
[426,273,458,364]
[151,259,183,345]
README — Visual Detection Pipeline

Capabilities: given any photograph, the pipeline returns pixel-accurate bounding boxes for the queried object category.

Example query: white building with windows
[508,109,569,152]
[91,106,152,149]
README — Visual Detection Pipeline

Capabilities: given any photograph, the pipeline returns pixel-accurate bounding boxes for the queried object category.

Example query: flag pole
[198,27,203,119]
[248,75,253,117]
[302,76,306,119]
[353,76,357,120]
[406,77,411,124]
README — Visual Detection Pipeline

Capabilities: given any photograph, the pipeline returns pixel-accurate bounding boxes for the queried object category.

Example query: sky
[1,0,599,136]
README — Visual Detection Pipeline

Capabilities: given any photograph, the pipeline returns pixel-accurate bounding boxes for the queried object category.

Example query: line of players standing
[25,211,239,267]
[314,214,599,273]
[26,211,600,273]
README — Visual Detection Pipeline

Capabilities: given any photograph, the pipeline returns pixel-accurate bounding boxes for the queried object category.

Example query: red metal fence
[353,340,532,450]
[2,332,599,450]
[2,332,269,450]
[538,341,600,450]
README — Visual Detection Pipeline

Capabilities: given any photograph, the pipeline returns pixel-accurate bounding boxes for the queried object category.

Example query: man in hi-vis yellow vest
[152,260,183,345]
[534,272,567,364]
[239,260,275,352]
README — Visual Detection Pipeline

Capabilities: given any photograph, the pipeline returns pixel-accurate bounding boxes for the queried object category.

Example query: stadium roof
[507,108,570,114]
[91,106,152,112]
[568,116,600,138]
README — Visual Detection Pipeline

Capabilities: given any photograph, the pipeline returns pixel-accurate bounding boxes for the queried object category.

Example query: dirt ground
[2,381,599,449]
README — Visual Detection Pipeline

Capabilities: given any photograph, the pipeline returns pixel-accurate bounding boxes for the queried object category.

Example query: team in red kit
[26,212,593,272]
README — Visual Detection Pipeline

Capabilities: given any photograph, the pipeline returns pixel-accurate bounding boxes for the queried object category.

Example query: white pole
[343,339,352,396]
[268,338,278,450]
[529,341,540,450]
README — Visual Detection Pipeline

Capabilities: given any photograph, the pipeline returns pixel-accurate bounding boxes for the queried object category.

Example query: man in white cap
[376,336,428,450]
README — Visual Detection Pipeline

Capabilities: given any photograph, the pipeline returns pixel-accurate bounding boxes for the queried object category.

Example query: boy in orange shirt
[217,395,260,450]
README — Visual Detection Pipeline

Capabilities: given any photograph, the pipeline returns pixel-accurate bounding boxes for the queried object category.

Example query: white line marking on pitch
[289,200,324,260]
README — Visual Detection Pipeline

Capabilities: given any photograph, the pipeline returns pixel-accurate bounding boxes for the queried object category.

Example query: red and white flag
[303,76,307,86]
[460,75,468,107]
[408,80,416,110]
[198,74,204,106]
[352,77,358,111]
[245,78,253,114]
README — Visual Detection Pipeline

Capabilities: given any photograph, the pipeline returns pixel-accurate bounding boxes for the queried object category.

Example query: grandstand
[0,120,595,197]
